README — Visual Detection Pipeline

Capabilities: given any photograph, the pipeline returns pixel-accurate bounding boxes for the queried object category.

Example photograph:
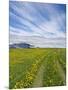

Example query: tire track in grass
[54,51,66,85]
[32,61,45,87]
[32,49,66,87]
[56,59,66,85]
[32,52,51,87]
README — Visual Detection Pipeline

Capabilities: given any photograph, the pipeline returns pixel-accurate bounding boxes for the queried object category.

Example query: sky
[9,1,66,48]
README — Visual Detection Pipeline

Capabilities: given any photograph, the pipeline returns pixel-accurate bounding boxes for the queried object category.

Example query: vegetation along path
[9,48,66,89]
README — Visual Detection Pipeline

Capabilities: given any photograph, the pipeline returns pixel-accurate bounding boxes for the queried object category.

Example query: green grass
[9,48,66,89]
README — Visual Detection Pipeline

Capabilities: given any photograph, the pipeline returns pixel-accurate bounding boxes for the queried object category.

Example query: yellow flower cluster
[14,57,43,88]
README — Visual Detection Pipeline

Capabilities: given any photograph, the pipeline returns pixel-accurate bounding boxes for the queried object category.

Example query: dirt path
[32,54,50,88]
[32,53,52,87]
[32,63,45,87]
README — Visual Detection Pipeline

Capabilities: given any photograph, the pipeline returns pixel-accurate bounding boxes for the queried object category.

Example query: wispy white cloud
[9,2,66,47]
[10,35,66,48]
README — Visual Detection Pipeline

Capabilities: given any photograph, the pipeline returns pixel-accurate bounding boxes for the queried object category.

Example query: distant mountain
[10,35,66,48]
[9,43,33,48]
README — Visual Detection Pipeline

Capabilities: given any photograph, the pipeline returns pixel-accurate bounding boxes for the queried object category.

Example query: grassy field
[9,48,66,89]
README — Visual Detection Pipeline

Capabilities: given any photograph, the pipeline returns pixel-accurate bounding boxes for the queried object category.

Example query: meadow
[9,48,66,89]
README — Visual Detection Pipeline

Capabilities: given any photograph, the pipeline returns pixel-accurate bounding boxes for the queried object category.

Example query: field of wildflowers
[9,48,66,89]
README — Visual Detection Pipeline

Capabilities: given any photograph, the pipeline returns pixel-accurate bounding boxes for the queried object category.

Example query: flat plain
[9,48,66,89]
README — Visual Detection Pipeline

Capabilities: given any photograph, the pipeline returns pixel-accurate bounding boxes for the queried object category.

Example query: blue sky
[9,1,66,47]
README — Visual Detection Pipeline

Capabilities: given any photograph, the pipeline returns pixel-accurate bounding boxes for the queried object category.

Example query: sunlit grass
[9,48,66,89]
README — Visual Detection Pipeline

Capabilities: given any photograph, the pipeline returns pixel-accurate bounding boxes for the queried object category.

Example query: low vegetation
[9,48,66,89]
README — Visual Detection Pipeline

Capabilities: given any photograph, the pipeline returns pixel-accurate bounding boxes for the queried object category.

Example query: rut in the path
[56,60,66,84]
[32,52,50,87]
[54,51,66,84]
[32,53,50,87]
[32,51,66,87]
[32,53,54,87]
[32,62,45,87]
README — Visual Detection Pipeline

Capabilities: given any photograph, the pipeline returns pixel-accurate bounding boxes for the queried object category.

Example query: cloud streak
[9,1,66,48]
